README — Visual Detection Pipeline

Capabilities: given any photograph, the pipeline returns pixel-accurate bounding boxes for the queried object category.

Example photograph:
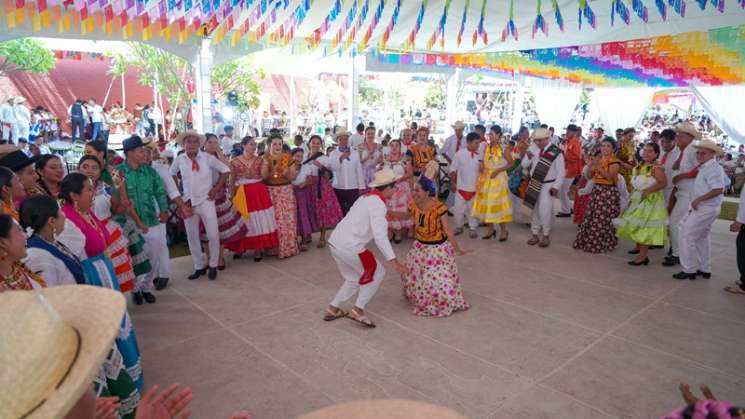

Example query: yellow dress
[471,144,512,223]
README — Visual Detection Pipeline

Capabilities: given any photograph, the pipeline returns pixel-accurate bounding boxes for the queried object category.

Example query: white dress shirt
[328,194,396,261]
[349,133,365,149]
[659,147,681,191]
[220,135,234,156]
[674,145,698,192]
[450,148,481,192]
[87,104,103,123]
[24,247,78,287]
[152,161,181,201]
[522,144,566,186]
[692,158,726,209]
[13,105,30,125]
[328,148,365,190]
[292,162,315,187]
[442,134,467,161]
[0,103,14,123]
[170,151,229,206]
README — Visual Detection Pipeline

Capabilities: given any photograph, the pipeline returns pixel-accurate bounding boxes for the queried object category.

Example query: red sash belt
[458,189,476,201]
[358,250,377,285]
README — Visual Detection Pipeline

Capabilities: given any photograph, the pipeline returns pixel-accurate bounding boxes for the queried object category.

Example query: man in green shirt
[118,135,169,305]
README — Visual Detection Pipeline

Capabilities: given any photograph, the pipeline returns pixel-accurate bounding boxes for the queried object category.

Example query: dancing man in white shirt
[0,97,14,143]
[12,97,30,141]
[441,121,467,164]
[450,132,481,238]
[170,130,230,281]
[673,140,726,281]
[328,128,365,215]
[322,168,409,329]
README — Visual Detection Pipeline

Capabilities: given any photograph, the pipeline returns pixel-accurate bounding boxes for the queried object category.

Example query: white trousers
[669,188,692,257]
[1,124,10,141]
[452,192,478,231]
[531,183,555,236]
[329,246,385,310]
[137,226,165,293]
[184,200,220,270]
[558,177,574,214]
[679,205,720,274]
[12,123,28,141]
[150,223,171,278]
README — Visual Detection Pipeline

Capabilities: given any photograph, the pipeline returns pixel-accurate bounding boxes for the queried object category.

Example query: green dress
[94,346,141,419]
[614,164,668,246]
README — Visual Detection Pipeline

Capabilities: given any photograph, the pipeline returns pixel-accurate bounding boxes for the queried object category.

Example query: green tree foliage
[424,77,447,110]
[211,57,264,110]
[359,79,383,107]
[0,38,55,77]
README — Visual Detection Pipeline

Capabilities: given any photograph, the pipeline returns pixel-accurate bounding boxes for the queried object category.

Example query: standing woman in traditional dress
[228,137,279,261]
[34,154,65,197]
[383,139,414,243]
[394,175,470,317]
[617,129,637,190]
[359,126,383,189]
[56,172,144,390]
[261,135,299,259]
[78,155,137,293]
[306,135,342,248]
[409,127,436,177]
[573,137,622,253]
[472,125,513,241]
[203,133,248,268]
[0,167,23,221]
[615,142,668,265]
[291,148,318,251]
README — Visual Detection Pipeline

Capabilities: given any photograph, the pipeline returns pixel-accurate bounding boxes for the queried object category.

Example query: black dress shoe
[188,268,207,280]
[649,245,664,249]
[628,249,640,255]
[556,212,572,218]
[142,292,157,303]
[662,256,680,267]
[628,258,649,266]
[133,291,144,305]
[232,253,243,260]
[672,271,697,280]
[154,277,169,291]
[696,270,712,279]
[207,267,217,280]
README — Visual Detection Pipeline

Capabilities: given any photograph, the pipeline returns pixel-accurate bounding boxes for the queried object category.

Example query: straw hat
[0,285,126,419]
[13,96,26,105]
[334,128,351,140]
[368,167,401,188]
[530,127,551,141]
[174,130,206,145]
[451,120,466,130]
[675,122,701,139]
[693,139,724,156]
[298,400,466,419]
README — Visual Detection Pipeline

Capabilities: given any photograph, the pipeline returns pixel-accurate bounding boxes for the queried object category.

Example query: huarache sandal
[316,240,327,249]
[323,307,348,321]
[348,309,376,328]
[724,286,745,295]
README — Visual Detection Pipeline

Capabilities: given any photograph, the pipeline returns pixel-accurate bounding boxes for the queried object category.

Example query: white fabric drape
[690,86,745,144]
[593,87,656,134]
[532,87,582,130]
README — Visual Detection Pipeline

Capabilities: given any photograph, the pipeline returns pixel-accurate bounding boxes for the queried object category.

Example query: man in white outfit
[658,129,680,204]
[12,97,30,141]
[673,139,725,280]
[450,132,481,238]
[171,130,230,281]
[521,128,565,248]
[323,168,408,329]
[441,121,467,164]
[663,122,700,267]
[0,97,15,142]
[328,129,365,215]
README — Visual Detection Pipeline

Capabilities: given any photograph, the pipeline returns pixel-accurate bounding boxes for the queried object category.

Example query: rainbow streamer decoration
[502,0,517,41]
[330,0,359,50]
[341,0,370,52]
[533,0,548,38]
[456,0,470,46]
[696,0,707,8]
[611,0,631,25]
[552,0,564,31]
[378,0,400,50]
[267,0,312,46]
[711,0,725,11]
[402,0,426,50]
[668,0,686,17]
[656,0,667,19]
[357,0,384,51]
[578,0,596,30]
[427,0,451,49]
[632,0,649,21]
[472,0,486,45]
[305,0,341,49]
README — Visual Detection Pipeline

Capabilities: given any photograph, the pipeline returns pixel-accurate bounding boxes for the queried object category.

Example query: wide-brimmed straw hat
[451,120,466,130]
[694,139,724,156]
[675,122,702,140]
[174,130,206,145]
[334,128,351,140]
[530,127,551,141]
[0,285,126,419]
[368,167,401,188]
[298,400,466,419]
[13,96,26,105]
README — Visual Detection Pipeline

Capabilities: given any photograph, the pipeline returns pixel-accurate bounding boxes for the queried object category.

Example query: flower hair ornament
[25,226,34,238]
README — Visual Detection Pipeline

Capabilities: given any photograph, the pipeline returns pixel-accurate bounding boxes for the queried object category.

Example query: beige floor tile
[490,385,618,419]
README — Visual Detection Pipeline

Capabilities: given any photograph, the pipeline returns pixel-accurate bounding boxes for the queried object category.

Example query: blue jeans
[91,122,102,140]
[71,118,86,141]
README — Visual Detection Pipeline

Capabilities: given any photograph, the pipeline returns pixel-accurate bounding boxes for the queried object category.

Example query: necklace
[76,207,106,241]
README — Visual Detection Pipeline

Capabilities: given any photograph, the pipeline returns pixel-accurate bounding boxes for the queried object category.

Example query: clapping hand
[135,384,193,419]
[95,397,121,419]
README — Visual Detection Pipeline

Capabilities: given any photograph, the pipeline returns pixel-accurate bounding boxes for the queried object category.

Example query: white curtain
[593,87,656,135]
[532,87,582,130]
[690,85,745,144]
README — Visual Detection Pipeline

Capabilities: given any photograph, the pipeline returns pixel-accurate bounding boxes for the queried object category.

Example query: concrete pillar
[347,56,360,129]
[445,68,461,127]
[511,82,525,134]
[193,38,213,134]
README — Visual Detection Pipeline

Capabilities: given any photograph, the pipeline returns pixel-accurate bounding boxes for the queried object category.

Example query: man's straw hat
[0,286,126,419]
[299,400,466,419]
[368,167,401,188]
[693,139,724,156]
[675,122,702,140]
[530,127,551,141]
[174,129,206,145]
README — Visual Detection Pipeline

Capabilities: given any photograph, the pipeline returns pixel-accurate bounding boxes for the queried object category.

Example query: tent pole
[445,68,461,128]
[193,37,213,134]
[121,74,126,109]
[102,76,115,108]
[348,56,359,129]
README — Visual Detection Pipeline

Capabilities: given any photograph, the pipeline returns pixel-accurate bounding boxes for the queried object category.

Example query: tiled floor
[131,217,745,419]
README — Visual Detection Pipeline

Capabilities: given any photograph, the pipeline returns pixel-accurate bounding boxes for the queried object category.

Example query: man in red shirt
[557,124,582,217]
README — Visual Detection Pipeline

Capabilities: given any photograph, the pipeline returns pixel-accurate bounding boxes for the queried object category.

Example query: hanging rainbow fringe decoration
[268,0,312,46]
[472,0,487,45]
[456,0,470,46]
[533,0,548,38]
[305,0,341,49]
[427,0,451,49]
[710,0,725,11]
[357,0,384,51]
[611,0,631,25]
[551,0,564,31]
[696,0,707,8]
[502,0,518,41]
[378,0,400,49]
[341,0,369,52]
[668,0,686,17]
[655,0,667,19]
[578,0,596,29]
[402,0,427,50]
[330,0,359,50]
[632,0,649,21]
